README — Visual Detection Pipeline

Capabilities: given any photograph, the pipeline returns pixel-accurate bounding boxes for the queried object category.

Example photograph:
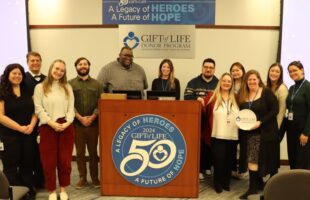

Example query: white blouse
[211,100,239,140]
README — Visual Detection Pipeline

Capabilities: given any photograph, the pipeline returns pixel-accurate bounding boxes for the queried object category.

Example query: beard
[77,68,90,76]
[203,74,213,79]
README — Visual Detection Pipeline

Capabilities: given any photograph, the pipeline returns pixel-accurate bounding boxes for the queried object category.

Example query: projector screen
[0,0,29,74]
[280,0,310,87]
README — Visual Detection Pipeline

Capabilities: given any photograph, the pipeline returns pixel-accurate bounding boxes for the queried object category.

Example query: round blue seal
[111,114,187,188]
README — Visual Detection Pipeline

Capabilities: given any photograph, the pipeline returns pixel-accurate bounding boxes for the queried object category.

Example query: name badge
[285,109,289,118]
[288,112,294,121]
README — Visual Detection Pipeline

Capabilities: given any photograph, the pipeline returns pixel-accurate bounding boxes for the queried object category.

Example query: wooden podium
[99,100,201,198]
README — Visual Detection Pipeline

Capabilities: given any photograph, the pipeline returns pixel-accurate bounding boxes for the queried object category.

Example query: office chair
[0,171,29,200]
[249,169,310,200]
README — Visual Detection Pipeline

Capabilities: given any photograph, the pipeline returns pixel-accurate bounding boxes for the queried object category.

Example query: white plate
[236,109,257,130]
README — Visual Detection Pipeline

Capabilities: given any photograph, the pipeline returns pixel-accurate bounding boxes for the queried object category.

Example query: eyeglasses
[120,54,134,58]
[203,66,214,70]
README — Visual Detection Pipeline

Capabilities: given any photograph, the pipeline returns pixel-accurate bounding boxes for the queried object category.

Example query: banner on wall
[119,25,195,58]
[103,0,215,24]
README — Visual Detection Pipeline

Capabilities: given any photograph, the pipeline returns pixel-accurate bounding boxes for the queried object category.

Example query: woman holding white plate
[238,70,279,199]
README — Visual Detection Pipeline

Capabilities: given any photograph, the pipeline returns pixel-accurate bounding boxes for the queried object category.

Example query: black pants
[211,138,235,188]
[32,128,45,188]
[238,133,248,173]
[0,133,35,189]
[287,124,310,169]
[231,132,247,173]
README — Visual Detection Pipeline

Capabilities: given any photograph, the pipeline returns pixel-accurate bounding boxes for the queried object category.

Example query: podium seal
[111,114,187,187]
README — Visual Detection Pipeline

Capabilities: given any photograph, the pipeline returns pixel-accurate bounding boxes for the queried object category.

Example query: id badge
[288,112,294,121]
[285,109,289,118]
[0,141,4,151]
[227,115,231,124]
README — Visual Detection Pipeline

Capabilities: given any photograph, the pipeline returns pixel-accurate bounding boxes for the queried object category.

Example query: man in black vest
[25,52,46,193]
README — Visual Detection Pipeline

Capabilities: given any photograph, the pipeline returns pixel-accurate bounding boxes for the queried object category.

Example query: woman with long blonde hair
[198,73,239,193]
[34,59,75,200]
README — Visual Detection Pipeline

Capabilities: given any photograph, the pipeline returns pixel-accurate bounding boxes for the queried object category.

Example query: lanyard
[248,89,259,109]
[290,79,305,111]
[222,99,230,116]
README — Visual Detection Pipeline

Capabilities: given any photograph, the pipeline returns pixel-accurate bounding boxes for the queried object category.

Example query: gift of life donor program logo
[112,114,187,187]
[123,32,140,49]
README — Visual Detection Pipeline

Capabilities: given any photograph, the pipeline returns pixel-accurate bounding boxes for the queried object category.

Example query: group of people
[190,59,310,199]
[0,46,181,200]
[0,53,101,200]
[0,46,310,200]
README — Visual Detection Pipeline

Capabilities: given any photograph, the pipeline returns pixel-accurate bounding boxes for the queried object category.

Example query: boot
[239,170,258,199]
[257,176,265,191]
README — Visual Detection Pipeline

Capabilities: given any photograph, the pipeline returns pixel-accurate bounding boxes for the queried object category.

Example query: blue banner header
[103,0,215,24]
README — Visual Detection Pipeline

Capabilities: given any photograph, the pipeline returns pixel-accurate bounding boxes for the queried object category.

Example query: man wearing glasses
[97,46,148,93]
[184,58,219,181]
[184,58,218,100]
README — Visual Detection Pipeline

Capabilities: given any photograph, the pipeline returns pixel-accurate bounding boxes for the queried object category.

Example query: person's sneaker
[237,172,249,180]
[199,173,205,181]
[205,169,212,177]
[231,170,239,179]
[59,191,68,200]
[92,179,100,188]
[75,179,86,189]
[48,192,57,200]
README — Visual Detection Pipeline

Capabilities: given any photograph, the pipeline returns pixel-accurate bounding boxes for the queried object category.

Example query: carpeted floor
[1,161,289,200]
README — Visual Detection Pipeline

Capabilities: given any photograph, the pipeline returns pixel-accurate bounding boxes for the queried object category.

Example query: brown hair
[74,57,91,67]
[158,59,176,89]
[230,62,246,80]
[238,70,265,104]
[266,63,284,92]
[26,51,42,62]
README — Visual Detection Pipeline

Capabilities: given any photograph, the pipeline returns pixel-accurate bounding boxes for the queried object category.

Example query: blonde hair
[207,73,238,110]
[42,59,69,97]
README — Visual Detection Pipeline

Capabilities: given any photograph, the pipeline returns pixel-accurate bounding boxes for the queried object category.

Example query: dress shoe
[75,179,86,189]
[239,189,258,199]
[223,185,230,191]
[92,179,100,188]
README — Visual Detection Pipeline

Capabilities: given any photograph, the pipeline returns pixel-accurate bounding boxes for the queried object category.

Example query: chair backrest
[0,171,10,199]
[264,169,310,200]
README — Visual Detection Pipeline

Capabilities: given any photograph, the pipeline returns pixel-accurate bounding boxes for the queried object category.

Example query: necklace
[248,88,259,109]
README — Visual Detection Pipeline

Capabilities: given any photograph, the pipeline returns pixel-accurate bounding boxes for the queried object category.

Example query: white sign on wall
[119,25,195,58]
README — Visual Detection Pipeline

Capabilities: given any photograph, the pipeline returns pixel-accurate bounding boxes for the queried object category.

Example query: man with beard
[24,51,46,199]
[69,57,102,189]
[97,46,148,93]
[184,58,219,181]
